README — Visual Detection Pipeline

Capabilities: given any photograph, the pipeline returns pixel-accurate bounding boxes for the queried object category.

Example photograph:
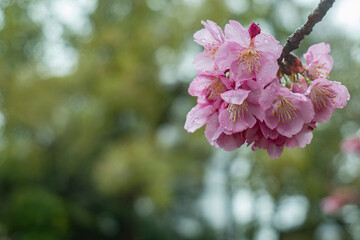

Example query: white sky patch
[273,195,309,231]
[199,157,227,230]
[158,42,197,86]
[254,226,279,240]
[28,1,49,23]
[315,222,343,240]
[233,189,254,224]
[176,48,197,82]
[28,0,97,77]
[199,151,236,230]
[182,0,204,8]
[225,0,249,15]
[255,193,275,224]
[292,0,317,8]
[255,20,275,36]
[146,0,166,11]
[337,154,360,183]
[174,217,203,238]
[292,0,360,40]
[41,41,78,77]
[275,1,299,32]
[0,8,5,31]
[51,0,96,35]
[330,0,360,40]
[43,20,63,42]
[230,157,252,179]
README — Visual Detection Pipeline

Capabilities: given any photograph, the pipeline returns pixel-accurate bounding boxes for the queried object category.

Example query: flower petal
[225,20,250,47]
[184,104,215,133]
[220,89,250,105]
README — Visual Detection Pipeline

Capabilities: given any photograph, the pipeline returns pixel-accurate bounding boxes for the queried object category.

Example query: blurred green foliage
[0,0,359,239]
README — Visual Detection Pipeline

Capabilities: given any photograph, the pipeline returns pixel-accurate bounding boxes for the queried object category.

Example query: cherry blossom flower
[215,21,282,87]
[305,78,350,123]
[193,20,225,73]
[304,42,333,79]
[188,72,232,108]
[260,82,314,138]
[218,89,256,133]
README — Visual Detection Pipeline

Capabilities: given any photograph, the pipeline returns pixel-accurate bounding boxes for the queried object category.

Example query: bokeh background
[0,0,360,239]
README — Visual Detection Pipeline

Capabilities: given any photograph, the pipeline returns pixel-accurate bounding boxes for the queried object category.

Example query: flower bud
[248,22,261,39]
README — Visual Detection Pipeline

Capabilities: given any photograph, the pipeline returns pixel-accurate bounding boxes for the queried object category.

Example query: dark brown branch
[277,0,336,74]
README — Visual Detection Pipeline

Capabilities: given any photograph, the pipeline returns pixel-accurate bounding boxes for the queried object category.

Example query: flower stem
[277,0,336,68]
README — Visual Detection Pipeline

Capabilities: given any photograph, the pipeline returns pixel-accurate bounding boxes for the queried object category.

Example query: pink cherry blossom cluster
[184,20,350,158]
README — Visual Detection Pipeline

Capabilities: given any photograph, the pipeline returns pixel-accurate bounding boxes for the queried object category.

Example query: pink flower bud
[248,22,261,39]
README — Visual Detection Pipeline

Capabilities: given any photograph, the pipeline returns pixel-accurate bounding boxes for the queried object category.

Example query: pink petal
[205,112,220,146]
[268,112,304,137]
[219,107,256,133]
[304,42,331,64]
[263,108,279,130]
[220,89,250,105]
[188,75,213,97]
[214,42,240,72]
[256,57,279,87]
[296,97,315,124]
[248,102,264,122]
[259,82,278,110]
[216,132,246,151]
[332,81,350,109]
[286,126,313,148]
[266,143,284,159]
[193,52,216,74]
[194,28,215,47]
[260,122,279,139]
[254,33,282,60]
[225,20,250,47]
[219,75,234,90]
[202,20,225,43]
[245,123,260,144]
[184,104,215,133]
[312,107,333,123]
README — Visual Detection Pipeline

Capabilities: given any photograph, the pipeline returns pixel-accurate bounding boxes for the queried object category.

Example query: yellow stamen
[236,47,261,74]
[271,97,297,123]
[207,78,225,101]
[310,63,330,79]
[205,41,219,59]
[309,85,335,110]
[227,101,249,123]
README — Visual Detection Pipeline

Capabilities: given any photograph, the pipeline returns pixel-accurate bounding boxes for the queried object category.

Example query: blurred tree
[0,0,359,239]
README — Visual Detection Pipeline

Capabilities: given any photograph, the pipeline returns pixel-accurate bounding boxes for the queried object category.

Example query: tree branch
[277,0,336,73]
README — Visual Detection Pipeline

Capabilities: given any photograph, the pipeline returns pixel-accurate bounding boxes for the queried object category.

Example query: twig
[278,0,336,73]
